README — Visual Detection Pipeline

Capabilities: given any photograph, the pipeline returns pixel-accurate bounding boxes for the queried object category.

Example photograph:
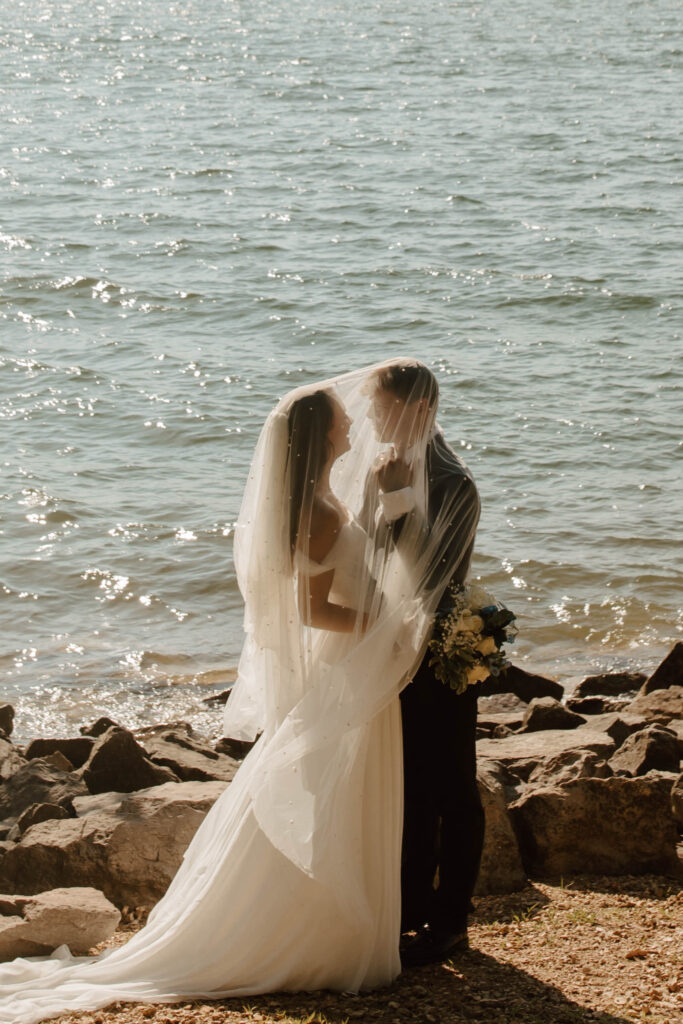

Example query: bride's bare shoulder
[300,499,343,564]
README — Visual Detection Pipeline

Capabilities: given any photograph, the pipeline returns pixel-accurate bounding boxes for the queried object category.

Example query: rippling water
[1,0,681,741]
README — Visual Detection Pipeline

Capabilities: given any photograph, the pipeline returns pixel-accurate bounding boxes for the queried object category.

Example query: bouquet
[428,582,517,695]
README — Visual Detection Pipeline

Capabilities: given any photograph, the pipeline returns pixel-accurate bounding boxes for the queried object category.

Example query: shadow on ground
[471,881,551,925]
[204,948,635,1024]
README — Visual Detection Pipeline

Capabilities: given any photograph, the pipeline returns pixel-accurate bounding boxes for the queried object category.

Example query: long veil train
[0,359,478,1024]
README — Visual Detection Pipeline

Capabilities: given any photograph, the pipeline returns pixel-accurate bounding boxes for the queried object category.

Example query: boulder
[566,697,613,715]
[527,749,613,789]
[474,762,526,895]
[519,698,585,733]
[626,686,683,725]
[608,725,680,777]
[477,728,616,782]
[0,757,87,822]
[0,738,25,783]
[573,672,645,699]
[79,727,178,794]
[0,887,120,959]
[477,711,525,734]
[142,728,240,783]
[136,721,196,739]
[80,717,122,738]
[0,706,14,738]
[0,780,228,908]
[478,693,527,715]
[640,643,683,695]
[510,775,679,877]
[579,712,649,749]
[672,773,683,829]
[479,665,563,703]
[202,689,232,706]
[667,719,683,758]
[215,736,258,760]
[24,737,95,770]
[16,803,72,837]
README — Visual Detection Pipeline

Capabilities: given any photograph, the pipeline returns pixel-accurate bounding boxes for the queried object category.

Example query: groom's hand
[376,455,412,492]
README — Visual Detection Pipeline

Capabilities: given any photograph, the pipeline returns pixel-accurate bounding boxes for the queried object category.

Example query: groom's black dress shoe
[400,925,469,968]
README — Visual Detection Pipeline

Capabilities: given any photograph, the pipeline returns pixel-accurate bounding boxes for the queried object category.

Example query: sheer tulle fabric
[0,359,478,1023]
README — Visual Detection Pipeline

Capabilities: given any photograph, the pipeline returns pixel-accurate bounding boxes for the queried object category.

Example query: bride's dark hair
[286,390,335,554]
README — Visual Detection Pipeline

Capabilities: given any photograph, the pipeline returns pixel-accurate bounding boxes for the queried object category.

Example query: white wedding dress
[0,520,403,1024]
[0,359,479,1024]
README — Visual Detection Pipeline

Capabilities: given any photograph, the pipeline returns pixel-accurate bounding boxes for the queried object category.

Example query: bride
[0,360,477,1023]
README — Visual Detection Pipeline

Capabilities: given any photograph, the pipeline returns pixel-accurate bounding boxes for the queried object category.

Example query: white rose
[466,663,491,685]
[451,615,468,633]
[475,635,496,657]
[467,584,492,607]
[462,613,484,633]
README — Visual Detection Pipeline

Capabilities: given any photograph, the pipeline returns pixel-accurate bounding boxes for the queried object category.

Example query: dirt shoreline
[51,874,681,1024]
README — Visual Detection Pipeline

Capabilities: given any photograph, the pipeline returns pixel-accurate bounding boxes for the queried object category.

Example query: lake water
[1,0,681,742]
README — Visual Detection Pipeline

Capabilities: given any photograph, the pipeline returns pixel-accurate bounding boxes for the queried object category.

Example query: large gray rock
[80,716,122,738]
[640,643,683,695]
[510,775,679,877]
[25,738,94,770]
[141,727,240,783]
[608,725,680,777]
[0,706,14,738]
[0,887,120,959]
[0,756,87,822]
[477,728,616,781]
[0,780,228,908]
[626,687,683,726]
[474,762,526,895]
[477,711,525,735]
[202,689,232,707]
[526,749,612,789]
[519,698,585,733]
[478,693,527,715]
[0,738,25,783]
[566,696,631,716]
[16,803,72,837]
[579,711,649,748]
[79,727,178,794]
[573,672,645,699]
[479,665,563,703]
[215,736,258,760]
[667,719,683,758]
[672,773,683,828]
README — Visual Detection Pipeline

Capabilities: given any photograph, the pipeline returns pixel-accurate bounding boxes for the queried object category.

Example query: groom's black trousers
[399,654,484,934]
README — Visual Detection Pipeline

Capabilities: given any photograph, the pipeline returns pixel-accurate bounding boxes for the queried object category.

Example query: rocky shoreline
[1,643,681,960]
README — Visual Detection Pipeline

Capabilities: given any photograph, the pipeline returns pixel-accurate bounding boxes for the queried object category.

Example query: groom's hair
[373,362,439,407]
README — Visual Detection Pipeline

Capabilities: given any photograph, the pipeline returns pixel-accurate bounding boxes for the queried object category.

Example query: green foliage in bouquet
[428,582,517,695]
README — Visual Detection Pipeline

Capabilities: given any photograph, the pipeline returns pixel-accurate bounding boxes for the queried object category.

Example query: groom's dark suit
[369,431,483,936]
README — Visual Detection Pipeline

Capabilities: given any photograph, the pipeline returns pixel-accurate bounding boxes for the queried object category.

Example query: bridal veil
[223,358,479,882]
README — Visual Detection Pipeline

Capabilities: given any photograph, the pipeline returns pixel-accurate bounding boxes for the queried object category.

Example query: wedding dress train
[0,520,403,1024]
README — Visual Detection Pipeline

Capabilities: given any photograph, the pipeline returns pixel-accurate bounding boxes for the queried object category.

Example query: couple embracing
[0,359,483,1023]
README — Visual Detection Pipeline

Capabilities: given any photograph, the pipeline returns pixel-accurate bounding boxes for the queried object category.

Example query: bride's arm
[297,570,369,633]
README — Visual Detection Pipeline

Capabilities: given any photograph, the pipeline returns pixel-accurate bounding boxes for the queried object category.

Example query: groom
[366,361,483,967]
